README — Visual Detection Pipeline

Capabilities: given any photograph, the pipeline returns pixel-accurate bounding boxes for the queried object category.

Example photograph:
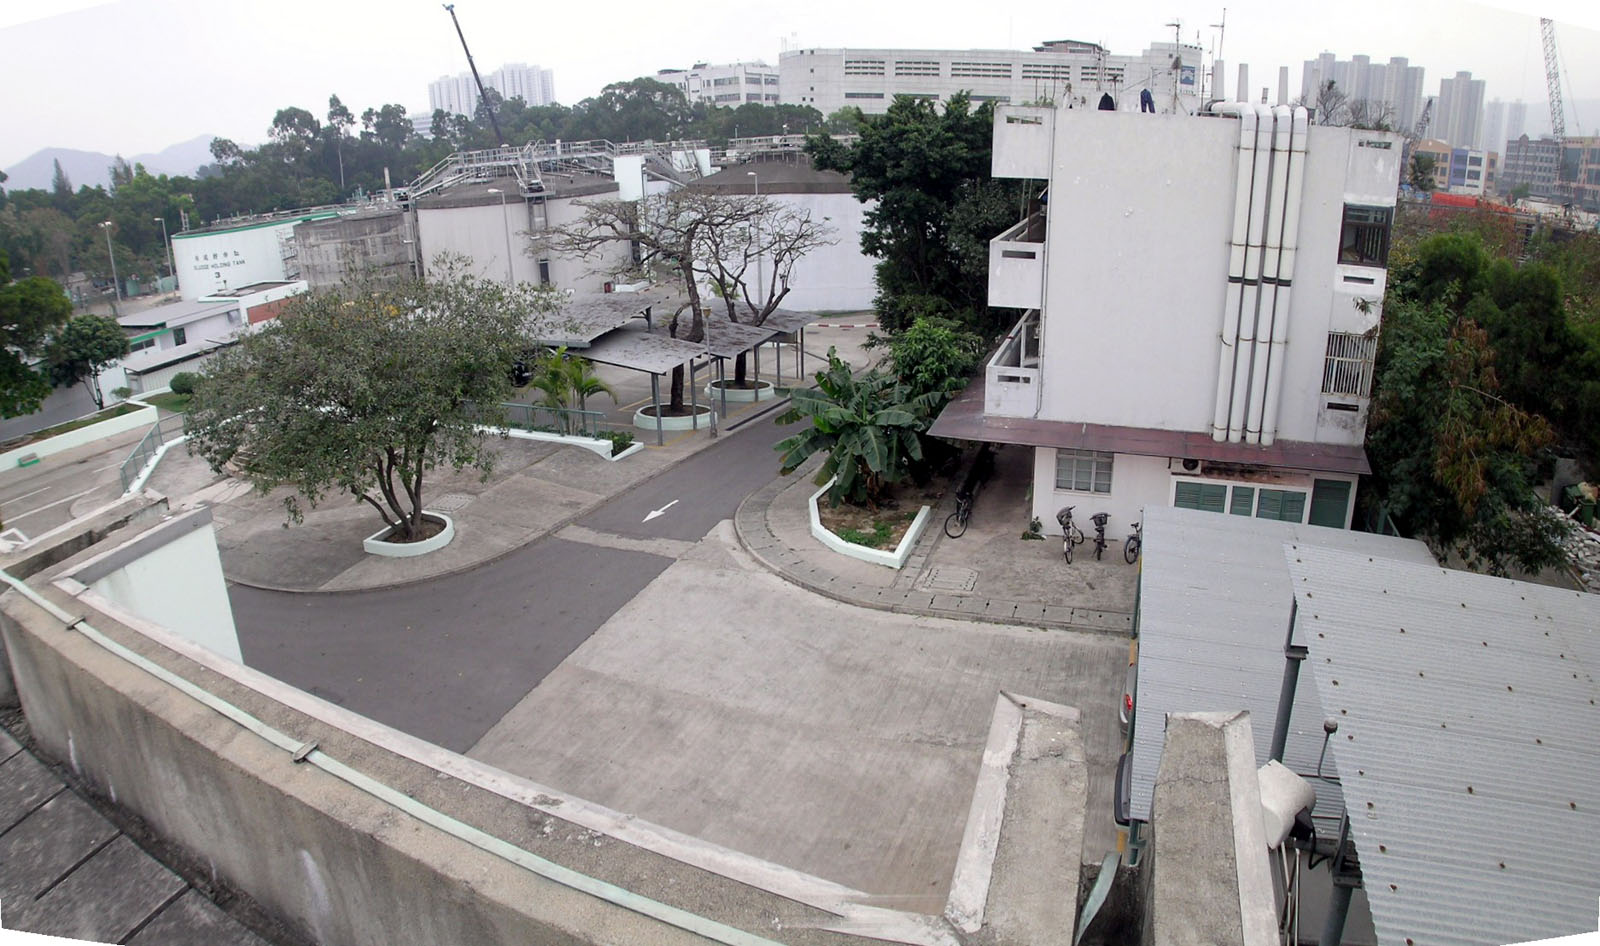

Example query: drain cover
[428,493,474,513]
[922,565,978,593]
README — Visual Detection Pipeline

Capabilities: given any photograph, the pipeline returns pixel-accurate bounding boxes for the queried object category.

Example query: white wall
[1027,449,1359,537]
[87,519,241,663]
[1031,449,1172,541]
[418,198,627,295]
[1030,111,1400,447]
[771,192,876,312]
[171,222,305,300]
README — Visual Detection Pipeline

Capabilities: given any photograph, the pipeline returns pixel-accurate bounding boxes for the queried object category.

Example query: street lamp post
[153,216,175,290]
[486,187,514,285]
[99,221,121,305]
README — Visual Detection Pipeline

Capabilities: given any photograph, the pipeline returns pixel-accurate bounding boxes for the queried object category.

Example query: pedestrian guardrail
[118,414,186,493]
[497,403,606,439]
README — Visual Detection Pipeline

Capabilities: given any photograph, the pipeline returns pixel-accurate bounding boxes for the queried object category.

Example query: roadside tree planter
[364,512,456,558]
[633,404,715,432]
[704,379,774,403]
[807,476,932,569]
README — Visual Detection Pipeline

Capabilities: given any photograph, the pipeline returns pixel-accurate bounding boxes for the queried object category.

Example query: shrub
[603,430,635,456]
[169,372,198,395]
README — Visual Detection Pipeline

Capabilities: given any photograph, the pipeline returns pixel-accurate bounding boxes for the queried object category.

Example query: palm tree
[532,347,617,435]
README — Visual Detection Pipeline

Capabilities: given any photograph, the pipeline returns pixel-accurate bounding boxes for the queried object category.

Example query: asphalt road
[230,407,794,752]
[0,435,140,540]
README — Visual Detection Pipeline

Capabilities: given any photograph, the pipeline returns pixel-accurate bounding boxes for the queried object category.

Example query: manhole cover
[922,565,978,593]
[428,493,474,513]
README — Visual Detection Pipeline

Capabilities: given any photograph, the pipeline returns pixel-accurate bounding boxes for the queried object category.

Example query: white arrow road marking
[642,499,680,523]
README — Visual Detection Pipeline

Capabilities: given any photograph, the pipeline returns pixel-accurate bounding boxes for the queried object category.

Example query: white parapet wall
[807,476,931,569]
[0,404,159,469]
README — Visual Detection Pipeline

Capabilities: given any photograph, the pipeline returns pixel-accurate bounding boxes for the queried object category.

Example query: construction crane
[1400,96,1435,194]
[443,4,506,147]
[1541,17,1566,139]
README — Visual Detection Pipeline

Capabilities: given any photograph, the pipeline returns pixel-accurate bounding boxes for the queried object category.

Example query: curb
[731,474,1132,637]
[807,322,879,330]
[224,404,786,596]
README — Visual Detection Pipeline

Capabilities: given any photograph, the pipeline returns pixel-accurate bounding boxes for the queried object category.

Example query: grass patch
[820,503,918,549]
[0,402,146,449]
[143,392,192,413]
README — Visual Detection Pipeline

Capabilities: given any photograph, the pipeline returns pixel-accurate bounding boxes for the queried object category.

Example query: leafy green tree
[327,94,356,190]
[809,93,1024,335]
[184,261,567,541]
[0,251,72,416]
[1408,153,1437,193]
[775,349,940,507]
[880,316,983,401]
[1365,300,1568,575]
[46,315,129,410]
[50,160,72,210]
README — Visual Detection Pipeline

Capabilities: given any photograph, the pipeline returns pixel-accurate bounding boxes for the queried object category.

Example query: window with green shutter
[1308,479,1352,528]
[1256,488,1307,522]
[1230,486,1255,516]
[1174,481,1227,513]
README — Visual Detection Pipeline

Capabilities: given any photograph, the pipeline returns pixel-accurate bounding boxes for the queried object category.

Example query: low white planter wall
[807,476,932,570]
[487,426,642,462]
[703,380,774,403]
[363,513,455,558]
[632,406,714,433]
[0,404,160,468]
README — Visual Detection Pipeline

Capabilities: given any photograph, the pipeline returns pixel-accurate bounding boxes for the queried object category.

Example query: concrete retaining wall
[0,595,721,946]
[1140,711,1278,946]
[0,404,159,468]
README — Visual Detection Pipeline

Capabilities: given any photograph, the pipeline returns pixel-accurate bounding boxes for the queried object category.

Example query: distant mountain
[3,135,220,191]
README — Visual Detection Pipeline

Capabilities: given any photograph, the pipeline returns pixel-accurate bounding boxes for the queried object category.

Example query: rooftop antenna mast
[443,4,505,147]
[1211,8,1227,62]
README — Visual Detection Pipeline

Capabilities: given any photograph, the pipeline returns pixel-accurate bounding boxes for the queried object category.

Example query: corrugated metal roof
[1289,547,1600,946]
[1129,506,1435,826]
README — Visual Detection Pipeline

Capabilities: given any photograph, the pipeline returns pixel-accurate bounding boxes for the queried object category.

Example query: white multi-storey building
[930,104,1403,533]
[1435,70,1486,150]
[428,63,556,116]
[655,62,780,106]
[779,40,1203,116]
[1300,53,1425,132]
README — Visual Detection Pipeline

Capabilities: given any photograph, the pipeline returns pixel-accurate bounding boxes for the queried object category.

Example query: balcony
[988,213,1046,310]
[992,106,1054,179]
[985,309,1041,417]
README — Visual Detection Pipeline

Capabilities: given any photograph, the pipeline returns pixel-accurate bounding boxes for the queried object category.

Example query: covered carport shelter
[530,290,675,349]
[579,329,709,445]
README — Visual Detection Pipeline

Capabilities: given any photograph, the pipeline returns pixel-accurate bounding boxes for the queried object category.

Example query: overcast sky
[3,0,1599,169]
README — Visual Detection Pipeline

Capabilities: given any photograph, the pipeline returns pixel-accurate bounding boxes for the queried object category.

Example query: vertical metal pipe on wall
[1259,107,1309,447]
[1245,104,1294,444]
[1227,104,1277,442]
[1210,104,1259,442]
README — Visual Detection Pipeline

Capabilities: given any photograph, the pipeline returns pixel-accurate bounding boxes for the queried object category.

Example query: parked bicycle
[1090,512,1110,561]
[1124,520,1142,564]
[944,444,996,539]
[1057,506,1086,563]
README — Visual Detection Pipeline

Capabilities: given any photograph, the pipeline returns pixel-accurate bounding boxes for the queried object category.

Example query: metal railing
[118,414,186,493]
[496,402,607,438]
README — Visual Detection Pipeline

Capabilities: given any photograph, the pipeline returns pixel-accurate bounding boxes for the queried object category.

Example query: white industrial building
[414,173,629,293]
[930,102,1403,536]
[112,281,307,393]
[688,157,875,312]
[779,39,1202,116]
[656,62,780,106]
[170,212,335,301]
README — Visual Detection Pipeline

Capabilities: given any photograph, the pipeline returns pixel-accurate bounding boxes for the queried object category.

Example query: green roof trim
[128,329,167,343]
[172,211,339,239]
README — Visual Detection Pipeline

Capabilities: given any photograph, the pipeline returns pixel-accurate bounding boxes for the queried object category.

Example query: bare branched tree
[537,189,832,409]
[699,203,835,386]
